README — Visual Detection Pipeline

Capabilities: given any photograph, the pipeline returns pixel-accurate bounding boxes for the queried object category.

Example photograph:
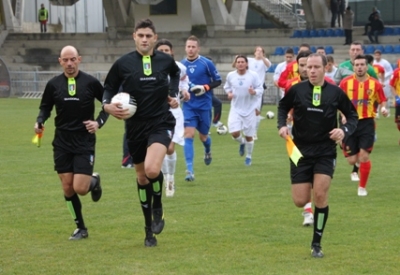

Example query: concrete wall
[133,0,192,33]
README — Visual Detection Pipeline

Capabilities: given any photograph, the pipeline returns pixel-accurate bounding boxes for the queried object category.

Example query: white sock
[255,115,261,133]
[162,155,168,175]
[166,151,176,175]
[245,140,254,158]
[234,135,244,144]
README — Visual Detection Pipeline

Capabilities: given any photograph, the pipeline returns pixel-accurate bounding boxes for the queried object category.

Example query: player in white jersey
[247,46,271,140]
[224,55,263,166]
[273,48,295,99]
[373,49,394,116]
[155,39,190,197]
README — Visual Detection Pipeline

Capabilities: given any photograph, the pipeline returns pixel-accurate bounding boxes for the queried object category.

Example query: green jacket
[38,8,48,21]
[333,60,378,84]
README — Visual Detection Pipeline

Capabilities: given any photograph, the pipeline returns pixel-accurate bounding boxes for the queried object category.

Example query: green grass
[0,98,399,274]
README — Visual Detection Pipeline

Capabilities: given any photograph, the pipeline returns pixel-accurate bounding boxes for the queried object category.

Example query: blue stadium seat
[391,63,397,70]
[267,64,277,73]
[301,29,310,38]
[325,29,334,37]
[393,45,400,54]
[291,30,302,38]
[334,29,344,37]
[325,45,334,54]
[375,45,384,52]
[293,46,299,54]
[383,27,394,35]
[317,29,326,37]
[309,30,318,37]
[393,27,400,36]
[310,46,317,53]
[273,46,284,55]
[364,45,375,54]
[384,45,394,54]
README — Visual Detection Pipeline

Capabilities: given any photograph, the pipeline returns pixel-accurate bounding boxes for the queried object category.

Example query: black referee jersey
[278,80,358,146]
[37,71,109,131]
[102,50,180,120]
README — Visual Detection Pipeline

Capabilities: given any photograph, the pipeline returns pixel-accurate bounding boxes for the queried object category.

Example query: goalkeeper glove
[190,85,209,96]
[395,95,400,105]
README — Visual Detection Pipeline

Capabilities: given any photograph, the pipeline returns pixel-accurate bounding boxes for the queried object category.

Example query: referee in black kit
[277,53,358,258]
[34,45,109,240]
[102,18,180,247]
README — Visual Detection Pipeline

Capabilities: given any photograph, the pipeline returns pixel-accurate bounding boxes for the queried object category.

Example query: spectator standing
[337,0,346,27]
[38,3,49,33]
[343,6,354,45]
[330,0,339,28]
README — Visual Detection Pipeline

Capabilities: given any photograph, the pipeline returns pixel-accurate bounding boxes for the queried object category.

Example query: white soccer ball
[111,92,137,119]
[266,111,275,119]
[216,125,228,135]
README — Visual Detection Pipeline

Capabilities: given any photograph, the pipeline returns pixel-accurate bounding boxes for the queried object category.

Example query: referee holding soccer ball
[102,18,180,247]
[34,45,109,240]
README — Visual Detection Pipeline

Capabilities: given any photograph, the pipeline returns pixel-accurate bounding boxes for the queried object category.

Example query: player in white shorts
[247,46,271,140]
[155,39,190,197]
[224,55,263,166]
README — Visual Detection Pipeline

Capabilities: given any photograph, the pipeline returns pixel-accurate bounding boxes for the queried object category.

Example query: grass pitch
[0,98,399,274]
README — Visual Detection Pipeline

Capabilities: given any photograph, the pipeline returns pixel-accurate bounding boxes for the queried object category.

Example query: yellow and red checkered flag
[286,136,303,166]
[32,124,44,147]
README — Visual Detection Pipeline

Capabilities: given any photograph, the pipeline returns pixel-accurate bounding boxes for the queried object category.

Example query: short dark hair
[326,55,334,63]
[296,50,312,63]
[155,39,173,51]
[374,49,382,55]
[317,46,325,50]
[134,18,156,33]
[308,53,328,67]
[187,35,200,46]
[351,41,363,47]
[234,54,248,64]
[299,43,311,49]
[365,54,374,64]
[354,54,368,64]
[285,48,294,55]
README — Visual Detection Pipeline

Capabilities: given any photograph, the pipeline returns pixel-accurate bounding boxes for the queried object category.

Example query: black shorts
[126,112,175,164]
[395,106,400,123]
[342,118,374,157]
[290,155,336,184]
[53,130,95,175]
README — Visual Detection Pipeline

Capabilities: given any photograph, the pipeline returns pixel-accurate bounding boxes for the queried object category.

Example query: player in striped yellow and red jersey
[373,63,385,84]
[339,54,388,197]
[389,67,400,142]
[278,43,311,89]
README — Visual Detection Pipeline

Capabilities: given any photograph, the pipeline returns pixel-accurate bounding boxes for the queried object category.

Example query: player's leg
[198,109,212,166]
[183,108,197,181]
[212,93,223,127]
[395,105,400,144]
[357,119,375,196]
[164,142,176,197]
[242,111,256,166]
[228,109,245,157]
[254,94,264,140]
[122,131,133,168]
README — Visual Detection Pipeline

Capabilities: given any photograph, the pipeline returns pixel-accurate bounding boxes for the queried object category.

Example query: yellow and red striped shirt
[339,74,386,119]
[389,68,400,96]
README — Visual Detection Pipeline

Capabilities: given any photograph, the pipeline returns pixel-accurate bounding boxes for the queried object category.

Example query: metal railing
[9,71,280,105]
[251,0,306,28]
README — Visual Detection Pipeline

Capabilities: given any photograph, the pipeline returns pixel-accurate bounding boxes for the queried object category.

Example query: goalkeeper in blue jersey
[181,35,222,181]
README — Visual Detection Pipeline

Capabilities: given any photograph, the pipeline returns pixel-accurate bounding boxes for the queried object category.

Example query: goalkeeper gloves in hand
[190,85,209,96]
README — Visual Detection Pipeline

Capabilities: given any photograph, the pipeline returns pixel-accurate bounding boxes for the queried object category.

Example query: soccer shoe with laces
[90,173,102,202]
[245,157,252,166]
[204,152,212,165]
[185,170,195,182]
[165,180,175,197]
[213,121,224,128]
[350,172,360,181]
[302,211,314,226]
[69,228,88,240]
[358,187,368,196]
[311,243,324,258]
[144,227,157,247]
[239,143,245,156]
[151,208,165,234]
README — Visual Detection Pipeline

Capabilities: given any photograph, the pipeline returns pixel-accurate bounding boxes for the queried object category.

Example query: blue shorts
[183,108,211,135]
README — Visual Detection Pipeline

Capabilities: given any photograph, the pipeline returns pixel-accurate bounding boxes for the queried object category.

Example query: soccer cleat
[151,208,165,234]
[213,121,224,127]
[302,211,314,226]
[311,243,324,258]
[184,170,195,182]
[358,187,368,196]
[69,228,88,240]
[91,173,102,202]
[204,152,212,165]
[350,172,360,182]
[165,180,175,197]
[144,227,157,247]
[121,164,133,168]
[245,157,252,166]
[239,143,245,157]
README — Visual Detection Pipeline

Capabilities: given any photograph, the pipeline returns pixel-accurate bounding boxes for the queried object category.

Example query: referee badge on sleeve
[312,86,321,106]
